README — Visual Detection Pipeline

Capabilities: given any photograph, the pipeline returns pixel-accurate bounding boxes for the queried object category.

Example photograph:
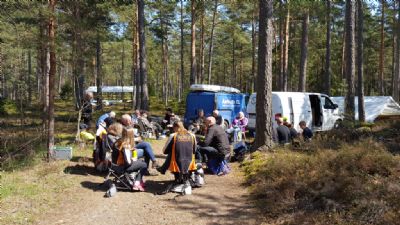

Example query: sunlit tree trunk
[179,0,184,101]
[282,3,289,92]
[379,0,385,95]
[190,0,197,85]
[207,0,218,85]
[199,7,205,84]
[357,0,365,122]
[254,0,274,151]
[96,33,102,109]
[394,0,400,102]
[47,0,57,159]
[345,0,356,122]
[138,0,149,110]
[298,10,309,92]
[251,1,257,92]
[324,0,332,95]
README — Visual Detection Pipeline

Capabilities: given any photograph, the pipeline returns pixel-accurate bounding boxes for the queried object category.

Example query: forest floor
[0,100,265,225]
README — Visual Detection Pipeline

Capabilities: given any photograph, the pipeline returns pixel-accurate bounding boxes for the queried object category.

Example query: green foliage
[0,99,18,115]
[60,83,73,100]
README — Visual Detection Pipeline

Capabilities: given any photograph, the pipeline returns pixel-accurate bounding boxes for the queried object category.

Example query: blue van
[184,84,248,128]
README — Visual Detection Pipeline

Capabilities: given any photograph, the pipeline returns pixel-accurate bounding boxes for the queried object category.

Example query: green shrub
[0,99,18,115]
[243,139,400,224]
[60,83,73,100]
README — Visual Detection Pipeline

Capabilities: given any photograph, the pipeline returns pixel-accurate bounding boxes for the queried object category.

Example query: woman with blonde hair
[156,121,197,175]
[114,127,147,191]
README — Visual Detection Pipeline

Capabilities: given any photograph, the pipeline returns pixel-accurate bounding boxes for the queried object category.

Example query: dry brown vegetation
[243,121,400,225]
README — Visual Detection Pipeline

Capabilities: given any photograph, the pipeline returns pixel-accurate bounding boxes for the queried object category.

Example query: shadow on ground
[166,192,259,225]
[64,164,105,177]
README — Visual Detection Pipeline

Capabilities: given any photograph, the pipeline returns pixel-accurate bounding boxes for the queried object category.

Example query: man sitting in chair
[197,117,231,163]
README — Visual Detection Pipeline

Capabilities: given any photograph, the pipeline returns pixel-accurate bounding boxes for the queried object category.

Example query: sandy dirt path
[36,140,263,225]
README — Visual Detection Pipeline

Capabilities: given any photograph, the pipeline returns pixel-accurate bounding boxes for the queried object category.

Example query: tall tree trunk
[251,1,257,92]
[27,50,32,102]
[161,16,169,106]
[282,3,289,92]
[131,19,137,109]
[121,43,125,102]
[324,0,332,95]
[133,4,140,109]
[190,0,197,85]
[357,0,365,122]
[298,10,309,92]
[179,0,185,101]
[254,0,274,151]
[96,34,102,109]
[138,0,149,110]
[199,8,205,84]
[207,0,218,84]
[394,0,400,102]
[0,46,4,98]
[379,0,385,95]
[279,1,284,91]
[232,33,236,87]
[345,0,356,122]
[341,30,346,80]
[47,0,56,159]
[40,13,49,130]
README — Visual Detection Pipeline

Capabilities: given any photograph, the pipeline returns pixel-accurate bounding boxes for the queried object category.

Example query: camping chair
[136,118,154,138]
[104,163,136,192]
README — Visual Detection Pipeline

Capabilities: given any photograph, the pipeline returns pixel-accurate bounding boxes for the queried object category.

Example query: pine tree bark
[190,0,197,85]
[138,0,149,110]
[179,0,184,101]
[279,2,284,91]
[251,1,257,92]
[298,10,309,92]
[324,0,332,95]
[357,0,365,122]
[47,0,56,159]
[232,33,236,87]
[161,15,169,106]
[0,46,3,98]
[379,0,385,95]
[207,0,218,85]
[394,0,400,101]
[344,0,356,122]
[282,3,289,92]
[133,3,140,109]
[199,8,205,84]
[254,0,274,151]
[96,34,102,109]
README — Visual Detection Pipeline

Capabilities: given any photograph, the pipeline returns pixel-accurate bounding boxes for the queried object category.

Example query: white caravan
[247,92,342,132]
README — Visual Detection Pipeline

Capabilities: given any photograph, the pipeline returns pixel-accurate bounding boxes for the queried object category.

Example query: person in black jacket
[197,117,231,162]
[275,117,291,145]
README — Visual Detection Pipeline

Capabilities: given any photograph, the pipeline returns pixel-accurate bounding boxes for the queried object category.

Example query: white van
[247,92,342,132]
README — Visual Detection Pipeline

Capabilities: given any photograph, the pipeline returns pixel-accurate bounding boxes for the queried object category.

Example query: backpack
[190,163,205,187]
[232,141,249,162]
[207,158,230,176]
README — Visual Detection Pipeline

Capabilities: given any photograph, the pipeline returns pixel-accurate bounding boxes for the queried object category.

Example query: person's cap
[79,123,88,130]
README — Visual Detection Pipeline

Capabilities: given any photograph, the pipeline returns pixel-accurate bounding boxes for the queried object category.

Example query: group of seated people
[88,108,235,192]
[274,115,313,145]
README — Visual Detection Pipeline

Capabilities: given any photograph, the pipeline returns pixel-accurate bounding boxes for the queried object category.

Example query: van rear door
[291,94,312,130]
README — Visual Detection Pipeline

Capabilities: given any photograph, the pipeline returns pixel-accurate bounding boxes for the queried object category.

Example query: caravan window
[322,96,336,109]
